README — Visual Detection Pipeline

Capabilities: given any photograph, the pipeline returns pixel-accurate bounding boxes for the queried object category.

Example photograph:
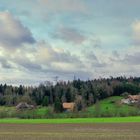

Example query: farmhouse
[121,98,131,104]
[121,95,140,104]
[16,102,35,110]
[62,102,75,112]
[128,95,140,103]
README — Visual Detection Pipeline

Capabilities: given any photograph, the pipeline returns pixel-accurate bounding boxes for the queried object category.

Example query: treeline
[0,76,140,112]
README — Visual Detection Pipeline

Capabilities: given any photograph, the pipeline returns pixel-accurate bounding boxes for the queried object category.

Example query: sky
[0,0,140,85]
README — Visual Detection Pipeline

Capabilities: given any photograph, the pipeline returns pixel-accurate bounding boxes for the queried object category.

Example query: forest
[0,76,140,113]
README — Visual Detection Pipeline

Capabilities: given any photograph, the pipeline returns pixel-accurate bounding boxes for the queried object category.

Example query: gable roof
[128,95,140,100]
[62,102,75,110]
[16,102,34,109]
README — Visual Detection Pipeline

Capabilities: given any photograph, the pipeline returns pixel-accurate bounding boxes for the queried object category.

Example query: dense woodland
[0,76,140,112]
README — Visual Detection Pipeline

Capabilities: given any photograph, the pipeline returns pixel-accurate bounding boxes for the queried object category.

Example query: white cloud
[0,39,140,84]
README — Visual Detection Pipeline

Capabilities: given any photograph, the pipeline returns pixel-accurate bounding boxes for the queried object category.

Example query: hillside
[0,96,139,118]
[86,96,140,117]
[0,77,140,114]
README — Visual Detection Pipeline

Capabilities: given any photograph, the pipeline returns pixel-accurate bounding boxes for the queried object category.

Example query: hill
[86,96,140,117]
[0,96,139,118]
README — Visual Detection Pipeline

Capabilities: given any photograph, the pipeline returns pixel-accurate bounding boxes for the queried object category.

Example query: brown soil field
[0,123,139,140]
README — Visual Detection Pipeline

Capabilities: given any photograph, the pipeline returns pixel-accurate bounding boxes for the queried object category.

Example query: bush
[16,110,36,119]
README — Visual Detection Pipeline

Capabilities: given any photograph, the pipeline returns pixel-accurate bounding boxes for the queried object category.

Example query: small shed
[62,102,75,112]
[16,102,34,110]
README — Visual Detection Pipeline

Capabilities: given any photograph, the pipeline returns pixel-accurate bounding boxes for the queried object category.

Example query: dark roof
[16,102,34,109]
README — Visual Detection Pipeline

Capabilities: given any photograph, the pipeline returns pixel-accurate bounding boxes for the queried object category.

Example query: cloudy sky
[0,0,140,85]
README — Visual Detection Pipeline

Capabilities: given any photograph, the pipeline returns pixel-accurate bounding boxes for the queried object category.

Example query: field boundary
[0,116,140,124]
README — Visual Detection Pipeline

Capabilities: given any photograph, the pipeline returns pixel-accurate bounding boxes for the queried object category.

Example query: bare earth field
[0,123,139,140]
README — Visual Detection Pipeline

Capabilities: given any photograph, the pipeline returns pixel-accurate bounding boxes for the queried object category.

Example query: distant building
[16,102,34,110]
[121,98,131,104]
[128,95,140,103]
[121,95,140,104]
[62,102,75,112]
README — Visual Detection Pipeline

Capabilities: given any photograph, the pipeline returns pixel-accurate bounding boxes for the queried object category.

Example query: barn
[62,102,75,112]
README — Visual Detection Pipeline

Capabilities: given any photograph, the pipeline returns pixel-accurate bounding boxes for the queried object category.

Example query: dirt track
[0,123,140,140]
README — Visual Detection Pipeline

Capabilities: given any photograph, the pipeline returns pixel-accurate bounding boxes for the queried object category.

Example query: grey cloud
[51,51,82,64]
[1,62,11,69]
[109,51,120,62]
[86,52,98,60]
[85,52,107,68]
[109,51,140,67]
[19,61,42,72]
[39,0,88,14]
[112,50,120,58]
[0,12,35,48]
[92,62,107,68]
[90,38,102,48]
[46,68,93,81]
[0,57,13,69]
[52,27,85,44]
[11,43,87,79]
[132,21,140,46]
[123,52,140,65]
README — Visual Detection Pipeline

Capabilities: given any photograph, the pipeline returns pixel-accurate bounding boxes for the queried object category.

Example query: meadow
[87,96,140,117]
[0,96,139,119]
[0,96,140,140]
[0,116,140,124]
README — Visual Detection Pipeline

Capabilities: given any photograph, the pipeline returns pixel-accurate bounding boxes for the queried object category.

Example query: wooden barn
[62,102,75,112]
[128,95,140,103]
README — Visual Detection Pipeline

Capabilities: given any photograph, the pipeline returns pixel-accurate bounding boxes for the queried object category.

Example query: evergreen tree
[42,96,49,106]
[54,98,63,113]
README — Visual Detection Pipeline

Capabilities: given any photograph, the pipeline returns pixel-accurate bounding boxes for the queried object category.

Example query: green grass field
[0,97,140,140]
[0,116,140,124]
[0,96,139,119]
[86,96,140,117]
